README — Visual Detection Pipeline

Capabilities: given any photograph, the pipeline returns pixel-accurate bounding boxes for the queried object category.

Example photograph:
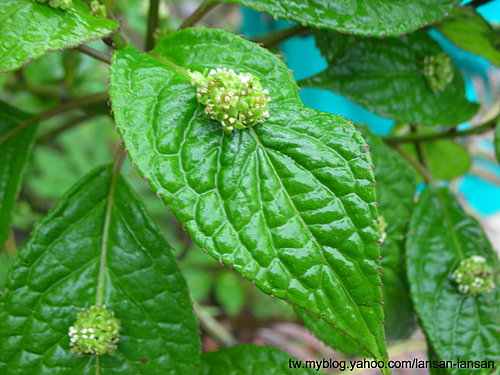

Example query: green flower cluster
[34,0,72,10]
[68,305,120,356]
[452,255,496,296]
[189,67,271,134]
[422,53,454,93]
[90,0,107,17]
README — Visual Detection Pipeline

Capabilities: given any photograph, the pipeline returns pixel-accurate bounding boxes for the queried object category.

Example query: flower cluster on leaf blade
[34,0,72,10]
[68,305,120,356]
[452,255,495,296]
[189,67,271,134]
[422,53,454,93]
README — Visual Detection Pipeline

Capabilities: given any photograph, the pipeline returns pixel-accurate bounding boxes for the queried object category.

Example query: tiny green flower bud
[68,305,120,356]
[189,67,271,134]
[34,0,72,10]
[452,255,496,296]
[377,216,388,244]
[90,0,107,17]
[422,53,454,93]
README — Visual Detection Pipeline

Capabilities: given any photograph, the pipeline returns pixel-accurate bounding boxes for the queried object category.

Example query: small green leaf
[110,29,387,360]
[201,344,317,375]
[0,101,38,249]
[215,272,246,316]
[302,31,478,126]
[0,0,118,73]
[214,0,460,37]
[358,124,417,341]
[406,187,500,374]
[402,140,471,180]
[438,7,500,66]
[0,166,201,374]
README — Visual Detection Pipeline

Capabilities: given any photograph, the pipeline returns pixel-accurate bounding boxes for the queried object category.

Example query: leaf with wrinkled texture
[213,0,460,37]
[0,0,118,73]
[201,345,316,375]
[110,29,388,361]
[0,101,37,249]
[438,7,500,66]
[0,166,201,374]
[302,31,478,126]
[406,187,500,374]
[297,125,417,352]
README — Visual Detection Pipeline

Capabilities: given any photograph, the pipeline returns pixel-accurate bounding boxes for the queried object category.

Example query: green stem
[0,93,108,145]
[252,25,309,47]
[179,1,220,29]
[383,120,497,144]
[193,302,237,347]
[394,144,434,183]
[95,146,127,306]
[36,114,99,144]
[145,0,160,51]
[76,45,112,64]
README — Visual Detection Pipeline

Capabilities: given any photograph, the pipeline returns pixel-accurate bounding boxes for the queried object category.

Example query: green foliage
[406,187,500,373]
[302,30,478,126]
[0,166,201,374]
[110,29,387,361]
[0,0,118,73]
[201,345,316,375]
[1,1,499,373]
[402,139,471,180]
[0,101,38,249]
[438,7,500,66]
[215,0,460,37]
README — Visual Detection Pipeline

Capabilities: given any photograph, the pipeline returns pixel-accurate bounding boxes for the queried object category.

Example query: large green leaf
[0,166,201,374]
[406,187,500,373]
[438,7,500,66]
[0,0,118,73]
[302,31,478,126]
[201,345,316,375]
[110,29,387,361]
[215,0,460,37]
[296,125,417,354]
[0,101,37,249]
[358,124,417,341]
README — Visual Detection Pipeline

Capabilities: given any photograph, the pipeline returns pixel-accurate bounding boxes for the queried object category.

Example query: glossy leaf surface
[201,345,316,375]
[215,0,460,37]
[0,101,37,249]
[0,0,118,73]
[438,7,500,66]
[406,187,500,373]
[302,31,478,126]
[0,166,200,374]
[110,29,387,360]
[297,125,417,352]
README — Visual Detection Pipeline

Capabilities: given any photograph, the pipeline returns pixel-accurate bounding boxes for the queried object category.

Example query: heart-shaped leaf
[0,166,201,374]
[406,187,500,373]
[109,29,387,361]
[0,0,118,73]
[216,0,460,37]
[302,31,478,126]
